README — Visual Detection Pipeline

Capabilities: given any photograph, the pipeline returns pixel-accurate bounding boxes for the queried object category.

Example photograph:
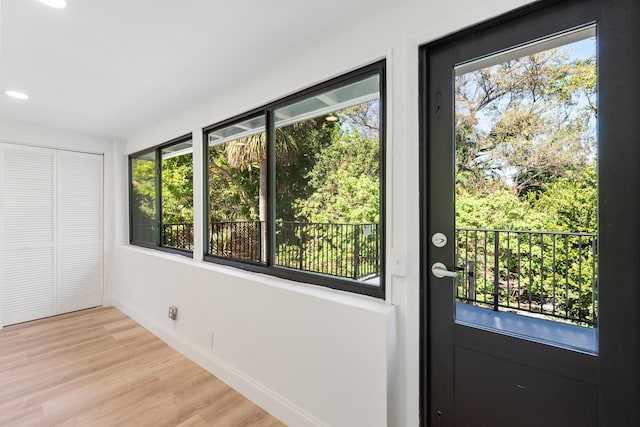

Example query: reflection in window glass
[130,151,158,245]
[206,116,266,263]
[161,140,194,251]
[274,75,381,283]
[454,28,598,327]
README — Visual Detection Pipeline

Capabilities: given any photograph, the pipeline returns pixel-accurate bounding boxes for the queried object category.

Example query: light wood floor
[0,307,286,427]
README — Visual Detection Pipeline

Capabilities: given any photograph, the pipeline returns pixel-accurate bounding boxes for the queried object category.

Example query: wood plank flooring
[0,307,286,427]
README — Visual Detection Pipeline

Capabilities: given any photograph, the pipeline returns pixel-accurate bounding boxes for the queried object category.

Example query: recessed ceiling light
[5,90,30,100]
[38,0,67,8]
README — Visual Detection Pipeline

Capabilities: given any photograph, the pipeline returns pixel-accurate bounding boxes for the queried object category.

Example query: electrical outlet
[168,305,178,320]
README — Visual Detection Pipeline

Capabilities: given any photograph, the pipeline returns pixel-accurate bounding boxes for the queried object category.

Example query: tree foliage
[294,133,379,224]
[206,117,342,224]
[455,48,597,196]
[275,117,341,222]
[162,153,193,223]
[131,157,156,226]
[208,143,260,222]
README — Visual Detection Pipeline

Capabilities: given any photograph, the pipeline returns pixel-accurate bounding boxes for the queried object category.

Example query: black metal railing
[209,221,264,262]
[276,221,380,281]
[456,228,597,327]
[162,223,194,251]
[159,220,381,281]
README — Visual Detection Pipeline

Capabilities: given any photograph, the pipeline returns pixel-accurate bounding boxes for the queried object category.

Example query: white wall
[113,248,395,426]
[0,118,116,309]
[113,0,535,426]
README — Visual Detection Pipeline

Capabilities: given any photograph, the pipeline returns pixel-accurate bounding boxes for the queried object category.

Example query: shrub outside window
[204,62,385,297]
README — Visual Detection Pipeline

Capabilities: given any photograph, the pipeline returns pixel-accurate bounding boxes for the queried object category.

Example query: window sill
[129,241,193,258]
[202,253,384,299]
[455,302,597,354]
[121,244,389,310]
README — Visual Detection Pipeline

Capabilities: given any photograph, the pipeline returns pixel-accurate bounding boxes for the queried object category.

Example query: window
[129,136,194,254]
[130,150,158,246]
[204,62,385,297]
[206,115,266,263]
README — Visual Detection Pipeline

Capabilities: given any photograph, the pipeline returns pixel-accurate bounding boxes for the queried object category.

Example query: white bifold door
[0,143,103,327]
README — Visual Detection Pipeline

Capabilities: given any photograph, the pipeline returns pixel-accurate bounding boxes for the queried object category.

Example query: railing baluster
[473,230,478,302]
[591,237,597,323]
[552,235,557,318]
[376,224,380,276]
[468,259,476,302]
[493,231,500,311]
[466,230,472,302]
[506,231,511,309]
[517,232,521,310]
[565,235,569,320]
[456,230,468,300]
[540,233,544,314]
[484,230,488,305]
[354,225,360,280]
[528,233,533,312]
[578,236,583,322]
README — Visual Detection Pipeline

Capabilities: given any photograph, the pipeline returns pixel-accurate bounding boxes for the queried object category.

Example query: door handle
[431,262,459,278]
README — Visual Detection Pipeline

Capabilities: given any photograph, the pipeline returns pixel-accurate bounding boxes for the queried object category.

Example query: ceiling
[0,0,401,140]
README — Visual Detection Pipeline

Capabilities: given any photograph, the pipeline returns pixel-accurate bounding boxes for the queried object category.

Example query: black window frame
[203,61,386,298]
[129,133,194,257]
[203,111,268,267]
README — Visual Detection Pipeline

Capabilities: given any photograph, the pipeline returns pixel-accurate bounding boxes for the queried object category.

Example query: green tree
[208,143,260,222]
[534,165,597,233]
[275,117,341,221]
[207,117,340,223]
[294,133,379,224]
[455,48,597,195]
[162,153,193,224]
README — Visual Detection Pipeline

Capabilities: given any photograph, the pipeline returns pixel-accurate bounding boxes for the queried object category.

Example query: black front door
[420,1,640,425]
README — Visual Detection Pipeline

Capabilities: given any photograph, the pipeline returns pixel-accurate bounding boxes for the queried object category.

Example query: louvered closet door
[1,144,57,325]
[1,145,103,327]
[57,151,103,313]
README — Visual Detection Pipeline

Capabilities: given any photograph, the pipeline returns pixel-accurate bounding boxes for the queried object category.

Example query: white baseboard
[112,295,327,427]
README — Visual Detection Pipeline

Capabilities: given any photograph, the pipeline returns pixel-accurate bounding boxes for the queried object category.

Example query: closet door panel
[1,144,57,326]
[3,248,56,325]
[57,151,103,313]
[58,243,102,312]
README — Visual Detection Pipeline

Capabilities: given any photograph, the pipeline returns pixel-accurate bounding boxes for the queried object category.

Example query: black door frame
[419,0,640,425]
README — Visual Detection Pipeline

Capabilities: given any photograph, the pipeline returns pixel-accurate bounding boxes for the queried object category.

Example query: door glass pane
[454,27,598,348]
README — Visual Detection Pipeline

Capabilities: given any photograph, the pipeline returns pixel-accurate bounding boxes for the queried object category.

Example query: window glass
[130,151,158,245]
[161,140,194,251]
[274,75,382,284]
[206,116,266,263]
